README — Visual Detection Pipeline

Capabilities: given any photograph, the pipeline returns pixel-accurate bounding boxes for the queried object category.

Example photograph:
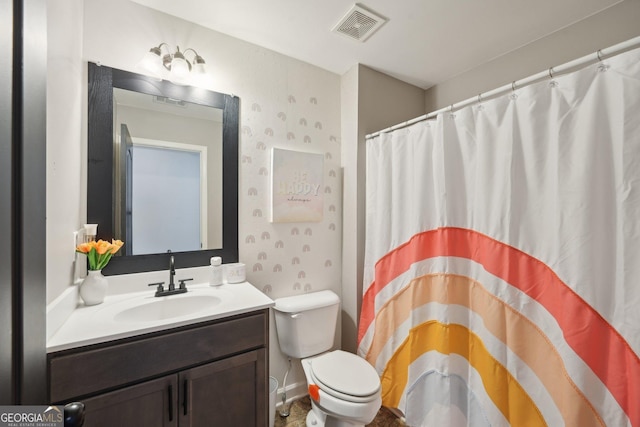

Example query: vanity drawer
[49,310,267,403]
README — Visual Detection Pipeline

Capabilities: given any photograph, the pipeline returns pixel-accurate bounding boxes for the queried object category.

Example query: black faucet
[147,256,192,297]
[168,255,176,291]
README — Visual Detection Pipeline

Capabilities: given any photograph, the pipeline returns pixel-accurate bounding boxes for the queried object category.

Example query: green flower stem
[88,248,98,270]
[96,252,114,270]
[82,248,114,271]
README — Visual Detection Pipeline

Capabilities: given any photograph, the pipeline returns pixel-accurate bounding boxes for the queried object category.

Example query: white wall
[46,0,85,307]
[47,0,342,396]
[339,65,360,353]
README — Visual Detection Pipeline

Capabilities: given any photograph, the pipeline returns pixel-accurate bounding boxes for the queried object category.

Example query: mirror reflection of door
[129,138,208,255]
[120,124,134,255]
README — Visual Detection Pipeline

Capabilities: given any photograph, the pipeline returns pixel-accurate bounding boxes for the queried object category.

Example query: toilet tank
[273,290,340,359]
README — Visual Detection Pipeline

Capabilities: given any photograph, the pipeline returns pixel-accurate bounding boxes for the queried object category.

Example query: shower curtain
[358,46,640,427]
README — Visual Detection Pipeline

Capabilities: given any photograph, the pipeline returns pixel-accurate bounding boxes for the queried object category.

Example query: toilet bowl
[302,351,381,426]
[273,291,382,427]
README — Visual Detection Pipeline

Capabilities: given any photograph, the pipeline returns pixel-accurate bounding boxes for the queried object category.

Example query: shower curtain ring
[476,93,485,110]
[510,81,519,100]
[548,66,559,88]
[596,49,610,72]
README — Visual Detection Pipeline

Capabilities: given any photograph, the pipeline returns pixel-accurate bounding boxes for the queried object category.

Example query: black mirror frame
[87,62,239,275]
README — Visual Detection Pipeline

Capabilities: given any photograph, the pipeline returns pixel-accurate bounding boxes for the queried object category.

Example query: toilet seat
[309,350,380,402]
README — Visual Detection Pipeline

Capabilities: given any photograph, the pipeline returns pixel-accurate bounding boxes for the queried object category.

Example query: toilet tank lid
[273,290,339,313]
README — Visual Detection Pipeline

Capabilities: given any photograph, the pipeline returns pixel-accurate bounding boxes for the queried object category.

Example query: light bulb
[192,54,206,74]
[170,46,190,81]
[138,47,163,75]
[192,61,206,75]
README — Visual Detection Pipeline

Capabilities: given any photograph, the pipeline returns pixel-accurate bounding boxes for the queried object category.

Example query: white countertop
[47,281,274,353]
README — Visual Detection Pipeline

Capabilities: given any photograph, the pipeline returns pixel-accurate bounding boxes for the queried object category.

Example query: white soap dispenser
[209,256,223,286]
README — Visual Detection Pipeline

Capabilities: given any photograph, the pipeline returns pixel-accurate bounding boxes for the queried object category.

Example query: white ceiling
[131,0,622,89]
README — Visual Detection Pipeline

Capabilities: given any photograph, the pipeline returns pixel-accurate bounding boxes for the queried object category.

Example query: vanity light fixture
[138,43,206,83]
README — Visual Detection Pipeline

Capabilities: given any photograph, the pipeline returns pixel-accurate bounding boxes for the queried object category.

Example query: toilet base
[305,401,367,427]
[306,408,323,427]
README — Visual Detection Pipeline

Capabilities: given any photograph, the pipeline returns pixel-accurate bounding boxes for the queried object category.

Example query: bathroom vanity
[47,281,273,426]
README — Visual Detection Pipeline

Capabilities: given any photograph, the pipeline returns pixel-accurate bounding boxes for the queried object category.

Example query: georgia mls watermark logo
[0,406,63,427]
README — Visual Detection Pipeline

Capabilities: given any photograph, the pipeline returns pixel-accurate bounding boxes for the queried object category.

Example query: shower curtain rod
[366,35,640,139]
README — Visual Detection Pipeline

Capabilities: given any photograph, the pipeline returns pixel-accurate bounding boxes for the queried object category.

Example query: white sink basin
[113,295,221,323]
[47,282,275,353]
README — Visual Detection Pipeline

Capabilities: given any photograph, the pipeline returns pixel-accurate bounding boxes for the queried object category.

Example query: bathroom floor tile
[273,396,406,427]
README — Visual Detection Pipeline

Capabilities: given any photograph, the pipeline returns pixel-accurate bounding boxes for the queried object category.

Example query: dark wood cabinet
[180,349,265,426]
[81,375,177,427]
[48,310,269,427]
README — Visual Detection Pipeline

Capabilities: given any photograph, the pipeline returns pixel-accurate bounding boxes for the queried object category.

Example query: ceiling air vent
[332,4,387,42]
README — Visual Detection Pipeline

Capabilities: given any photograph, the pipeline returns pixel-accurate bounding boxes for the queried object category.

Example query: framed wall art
[270,148,324,223]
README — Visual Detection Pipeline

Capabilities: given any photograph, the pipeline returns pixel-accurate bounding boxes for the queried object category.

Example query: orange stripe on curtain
[382,321,547,426]
[366,273,605,427]
[359,227,639,425]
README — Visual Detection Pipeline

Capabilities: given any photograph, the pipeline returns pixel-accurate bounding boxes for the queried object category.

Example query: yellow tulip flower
[75,236,125,271]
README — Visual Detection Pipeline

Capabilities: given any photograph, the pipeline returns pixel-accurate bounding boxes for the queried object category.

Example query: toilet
[273,290,382,427]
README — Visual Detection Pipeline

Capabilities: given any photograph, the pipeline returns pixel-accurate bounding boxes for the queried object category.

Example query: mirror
[88,63,238,275]
[113,88,223,255]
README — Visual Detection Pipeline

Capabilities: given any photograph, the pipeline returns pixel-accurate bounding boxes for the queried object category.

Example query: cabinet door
[179,349,267,427]
[80,375,178,427]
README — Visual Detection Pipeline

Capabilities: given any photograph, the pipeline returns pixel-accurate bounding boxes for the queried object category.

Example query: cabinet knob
[168,385,174,421]
[183,379,189,416]
[64,402,85,427]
